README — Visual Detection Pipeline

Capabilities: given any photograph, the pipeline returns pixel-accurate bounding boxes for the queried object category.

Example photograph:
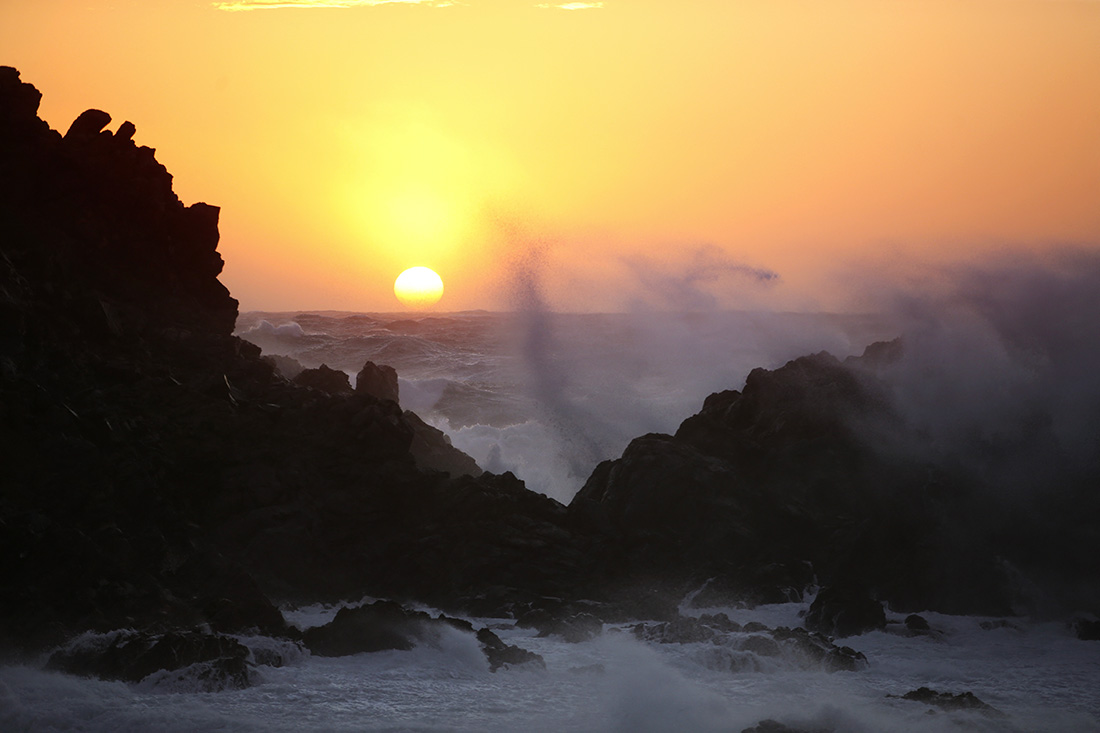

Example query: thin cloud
[213,0,455,10]
[535,2,605,9]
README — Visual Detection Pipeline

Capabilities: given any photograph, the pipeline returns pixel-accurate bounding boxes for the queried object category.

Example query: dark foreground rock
[629,616,867,674]
[356,360,399,402]
[47,630,252,691]
[804,586,887,638]
[742,721,833,733]
[476,628,546,671]
[299,600,543,672]
[893,687,1005,717]
[302,601,428,656]
[0,66,579,656]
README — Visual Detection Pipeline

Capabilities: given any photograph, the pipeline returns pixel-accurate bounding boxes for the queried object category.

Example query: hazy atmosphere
[3,1,1100,731]
[4,0,1098,312]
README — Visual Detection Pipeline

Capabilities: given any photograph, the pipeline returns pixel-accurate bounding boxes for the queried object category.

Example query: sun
[394,266,444,309]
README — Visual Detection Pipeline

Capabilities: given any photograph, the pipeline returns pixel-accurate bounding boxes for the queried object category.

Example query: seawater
[3,598,1098,732]
[6,310,1097,731]
[234,309,896,501]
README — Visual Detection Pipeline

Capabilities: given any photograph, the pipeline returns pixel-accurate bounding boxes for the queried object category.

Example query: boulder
[475,628,545,671]
[64,108,111,139]
[805,586,886,638]
[404,409,483,477]
[355,360,399,402]
[894,687,1005,716]
[301,601,428,656]
[47,630,252,691]
[293,363,352,394]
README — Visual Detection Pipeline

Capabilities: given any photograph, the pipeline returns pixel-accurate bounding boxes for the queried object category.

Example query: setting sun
[393,266,444,309]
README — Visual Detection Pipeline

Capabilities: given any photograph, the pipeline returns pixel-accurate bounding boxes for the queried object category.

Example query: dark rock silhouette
[356,360,399,402]
[476,627,546,671]
[570,347,1019,616]
[403,409,484,477]
[302,601,427,656]
[804,586,886,638]
[5,65,1097,693]
[0,67,560,659]
[894,687,1005,717]
[47,630,253,691]
[293,363,353,394]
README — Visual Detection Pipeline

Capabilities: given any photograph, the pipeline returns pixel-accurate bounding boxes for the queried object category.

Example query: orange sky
[3,0,1099,312]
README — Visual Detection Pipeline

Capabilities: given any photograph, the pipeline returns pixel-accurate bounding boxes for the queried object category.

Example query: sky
[3,0,1099,313]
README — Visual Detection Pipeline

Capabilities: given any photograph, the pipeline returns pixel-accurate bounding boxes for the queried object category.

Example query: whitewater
[3,597,1098,731]
[3,309,1097,732]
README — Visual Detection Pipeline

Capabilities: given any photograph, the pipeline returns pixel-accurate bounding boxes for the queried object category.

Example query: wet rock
[518,607,602,643]
[769,626,868,672]
[1074,616,1100,641]
[904,614,930,631]
[301,601,429,656]
[632,616,717,644]
[741,721,833,733]
[805,586,886,638]
[293,363,352,394]
[263,353,305,379]
[740,634,782,657]
[475,628,545,671]
[47,629,251,691]
[355,360,399,403]
[895,687,1005,716]
[404,409,483,477]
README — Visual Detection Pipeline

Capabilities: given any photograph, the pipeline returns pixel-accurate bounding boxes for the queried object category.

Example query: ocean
[3,309,1098,732]
[233,309,897,501]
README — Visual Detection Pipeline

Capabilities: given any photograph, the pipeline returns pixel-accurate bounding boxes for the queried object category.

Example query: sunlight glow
[213,0,453,11]
[394,266,444,308]
[536,3,605,9]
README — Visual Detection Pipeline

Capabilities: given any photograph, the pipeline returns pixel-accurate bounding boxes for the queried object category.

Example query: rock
[355,360,399,402]
[517,606,602,643]
[47,629,252,691]
[302,601,429,656]
[904,614,930,631]
[1074,616,1100,641]
[404,409,483,477]
[895,687,1005,716]
[631,616,717,644]
[64,109,112,139]
[115,120,136,141]
[740,634,782,657]
[293,363,352,394]
[804,587,886,638]
[769,626,868,673]
[741,721,833,733]
[263,353,305,379]
[475,628,545,671]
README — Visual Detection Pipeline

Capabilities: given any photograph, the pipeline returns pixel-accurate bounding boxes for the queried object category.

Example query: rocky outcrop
[356,360,399,402]
[629,615,867,673]
[299,600,543,672]
[293,363,353,394]
[0,68,581,658]
[47,629,253,691]
[404,409,484,477]
[476,627,546,671]
[569,347,1018,616]
[893,687,1005,717]
[302,601,430,656]
[804,586,887,638]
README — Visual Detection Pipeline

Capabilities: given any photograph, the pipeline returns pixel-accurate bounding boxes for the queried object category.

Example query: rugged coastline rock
[356,360,399,402]
[0,67,568,658]
[5,64,1097,696]
[569,347,1021,616]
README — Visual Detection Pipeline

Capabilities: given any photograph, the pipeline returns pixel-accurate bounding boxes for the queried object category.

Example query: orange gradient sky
[3,0,1098,312]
